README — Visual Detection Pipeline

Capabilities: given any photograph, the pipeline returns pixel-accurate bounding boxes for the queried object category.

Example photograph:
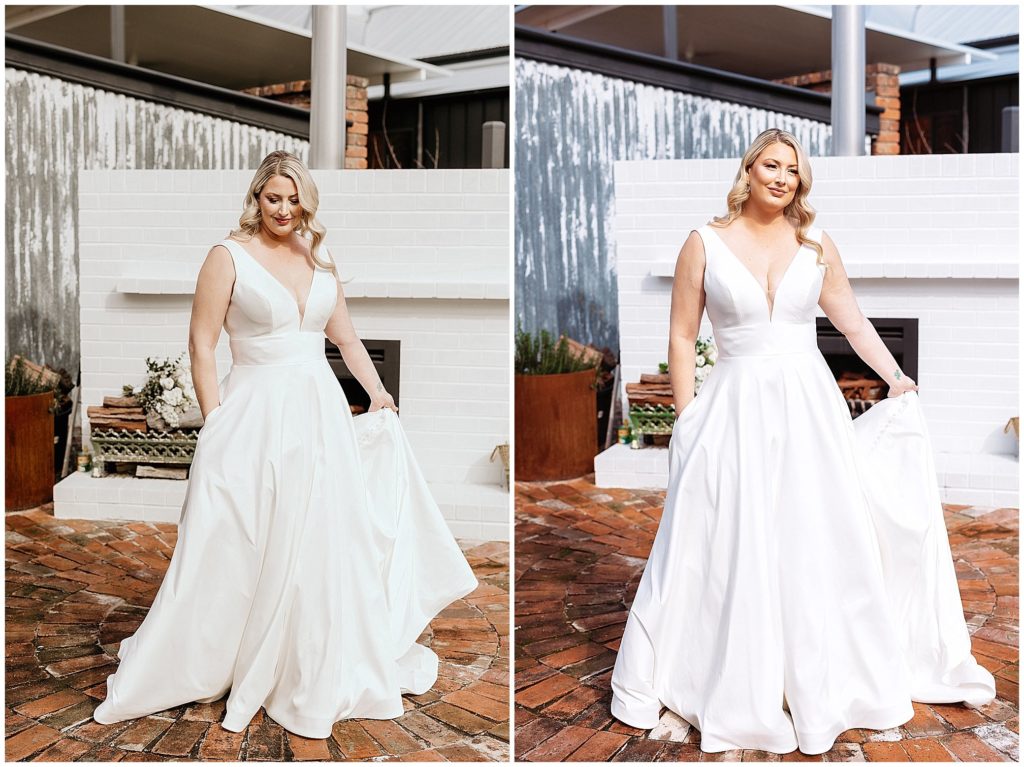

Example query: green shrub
[515,324,596,375]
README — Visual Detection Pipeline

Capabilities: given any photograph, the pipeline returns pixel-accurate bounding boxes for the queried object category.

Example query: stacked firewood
[836,371,885,402]
[7,355,63,389]
[625,373,674,407]
[562,336,605,369]
[87,396,147,432]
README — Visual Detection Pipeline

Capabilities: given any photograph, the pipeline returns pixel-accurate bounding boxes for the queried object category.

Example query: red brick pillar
[345,75,368,170]
[773,64,902,156]
[867,63,901,156]
[241,76,370,169]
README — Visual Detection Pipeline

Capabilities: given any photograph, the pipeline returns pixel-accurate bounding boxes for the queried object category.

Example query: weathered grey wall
[515,59,833,354]
[5,68,308,373]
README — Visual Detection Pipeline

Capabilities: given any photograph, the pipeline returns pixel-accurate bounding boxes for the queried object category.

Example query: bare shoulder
[200,244,235,283]
[819,229,842,264]
[680,228,707,260]
[205,243,233,265]
[676,229,707,276]
[673,229,707,285]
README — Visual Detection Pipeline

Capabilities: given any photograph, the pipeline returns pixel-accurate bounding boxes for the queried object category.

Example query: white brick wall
[63,169,511,541]
[608,154,1019,507]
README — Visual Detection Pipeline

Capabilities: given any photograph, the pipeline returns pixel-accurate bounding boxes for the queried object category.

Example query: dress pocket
[673,395,703,429]
[201,405,224,429]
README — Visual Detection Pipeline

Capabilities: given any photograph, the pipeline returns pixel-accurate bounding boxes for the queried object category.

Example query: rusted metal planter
[515,369,597,481]
[5,391,55,510]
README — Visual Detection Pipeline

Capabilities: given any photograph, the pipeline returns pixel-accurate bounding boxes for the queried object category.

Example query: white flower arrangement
[694,336,717,393]
[131,354,196,429]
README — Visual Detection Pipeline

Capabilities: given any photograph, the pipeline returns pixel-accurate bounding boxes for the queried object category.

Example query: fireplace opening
[324,339,401,414]
[816,317,918,418]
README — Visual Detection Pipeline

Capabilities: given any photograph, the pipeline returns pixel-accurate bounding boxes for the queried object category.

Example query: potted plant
[5,357,58,509]
[514,325,600,481]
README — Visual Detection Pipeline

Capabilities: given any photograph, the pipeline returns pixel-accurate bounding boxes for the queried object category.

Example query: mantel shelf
[649,261,1018,279]
[115,274,509,300]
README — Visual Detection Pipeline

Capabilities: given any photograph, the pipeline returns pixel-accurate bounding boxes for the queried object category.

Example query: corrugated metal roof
[899,43,1018,85]
[805,4,1018,46]
[800,3,1018,84]
[231,4,509,59]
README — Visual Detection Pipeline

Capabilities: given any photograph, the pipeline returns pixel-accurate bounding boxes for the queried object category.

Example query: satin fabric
[609,225,994,754]
[92,239,478,738]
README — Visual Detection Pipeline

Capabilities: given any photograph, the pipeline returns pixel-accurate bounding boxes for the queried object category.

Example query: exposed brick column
[241,79,312,107]
[867,63,901,156]
[773,63,902,155]
[241,75,370,169]
[345,75,369,170]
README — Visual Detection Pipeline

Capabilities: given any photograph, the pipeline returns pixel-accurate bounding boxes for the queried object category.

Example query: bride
[609,129,995,754]
[92,151,478,738]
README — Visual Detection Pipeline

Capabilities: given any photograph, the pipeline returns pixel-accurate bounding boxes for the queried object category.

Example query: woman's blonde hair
[230,150,335,271]
[711,128,825,265]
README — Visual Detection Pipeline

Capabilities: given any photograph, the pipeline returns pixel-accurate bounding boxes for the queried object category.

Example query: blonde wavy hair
[711,128,825,266]
[230,150,335,271]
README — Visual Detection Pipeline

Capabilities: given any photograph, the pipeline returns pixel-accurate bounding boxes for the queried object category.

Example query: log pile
[7,355,62,389]
[562,336,606,369]
[626,373,674,407]
[836,372,885,402]
[87,396,147,432]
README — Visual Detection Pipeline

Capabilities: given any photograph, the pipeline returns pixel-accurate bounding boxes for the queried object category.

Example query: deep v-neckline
[229,239,318,327]
[705,227,803,322]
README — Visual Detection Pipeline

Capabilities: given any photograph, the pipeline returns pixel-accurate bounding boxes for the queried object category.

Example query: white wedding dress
[92,239,478,738]
[610,225,995,754]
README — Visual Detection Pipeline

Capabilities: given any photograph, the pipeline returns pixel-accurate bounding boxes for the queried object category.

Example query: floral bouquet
[131,354,197,429]
[694,336,717,393]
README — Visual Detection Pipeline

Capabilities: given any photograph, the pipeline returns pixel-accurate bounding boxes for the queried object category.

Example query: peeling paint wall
[5,68,308,373]
[514,59,833,354]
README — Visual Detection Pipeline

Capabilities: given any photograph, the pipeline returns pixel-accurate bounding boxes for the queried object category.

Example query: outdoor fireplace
[55,167,510,540]
[817,318,918,417]
[599,155,1017,506]
[324,339,401,413]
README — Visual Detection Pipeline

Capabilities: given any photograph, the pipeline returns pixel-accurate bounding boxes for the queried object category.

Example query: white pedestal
[594,443,1018,507]
[52,472,511,540]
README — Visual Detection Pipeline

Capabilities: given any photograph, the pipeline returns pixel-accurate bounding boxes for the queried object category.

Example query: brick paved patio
[515,476,1019,762]
[6,505,509,762]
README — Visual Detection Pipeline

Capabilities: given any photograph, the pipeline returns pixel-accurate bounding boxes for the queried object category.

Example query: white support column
[831,5,866,156]
[310,6,347,169]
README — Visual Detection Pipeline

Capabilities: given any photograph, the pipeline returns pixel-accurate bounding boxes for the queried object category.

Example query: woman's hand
[674,398,695,420]
[369,391,398,413]
[888,375,919,397]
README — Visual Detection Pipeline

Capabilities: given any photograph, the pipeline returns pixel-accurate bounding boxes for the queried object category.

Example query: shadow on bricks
[514,475,1019,762]
[6,504,510,762]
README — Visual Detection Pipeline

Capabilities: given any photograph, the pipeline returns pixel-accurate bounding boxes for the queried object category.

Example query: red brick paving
[6,505,509,761]
[515,476,1019,762]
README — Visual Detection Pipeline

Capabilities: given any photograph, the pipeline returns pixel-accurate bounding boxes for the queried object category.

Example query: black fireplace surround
[324,339,401,413]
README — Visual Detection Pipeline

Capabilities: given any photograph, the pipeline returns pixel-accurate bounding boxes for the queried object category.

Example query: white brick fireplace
[55,169,510,541]
[596,154,1019,508]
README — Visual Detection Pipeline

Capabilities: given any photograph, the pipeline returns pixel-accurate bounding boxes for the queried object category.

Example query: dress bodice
[218,239,338,366]
[697,225,825,358]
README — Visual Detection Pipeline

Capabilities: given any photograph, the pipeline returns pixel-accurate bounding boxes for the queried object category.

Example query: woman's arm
[818,231,918,397]
[187,245,234,418]
[668,231,708,416]
[324,276,397,413]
